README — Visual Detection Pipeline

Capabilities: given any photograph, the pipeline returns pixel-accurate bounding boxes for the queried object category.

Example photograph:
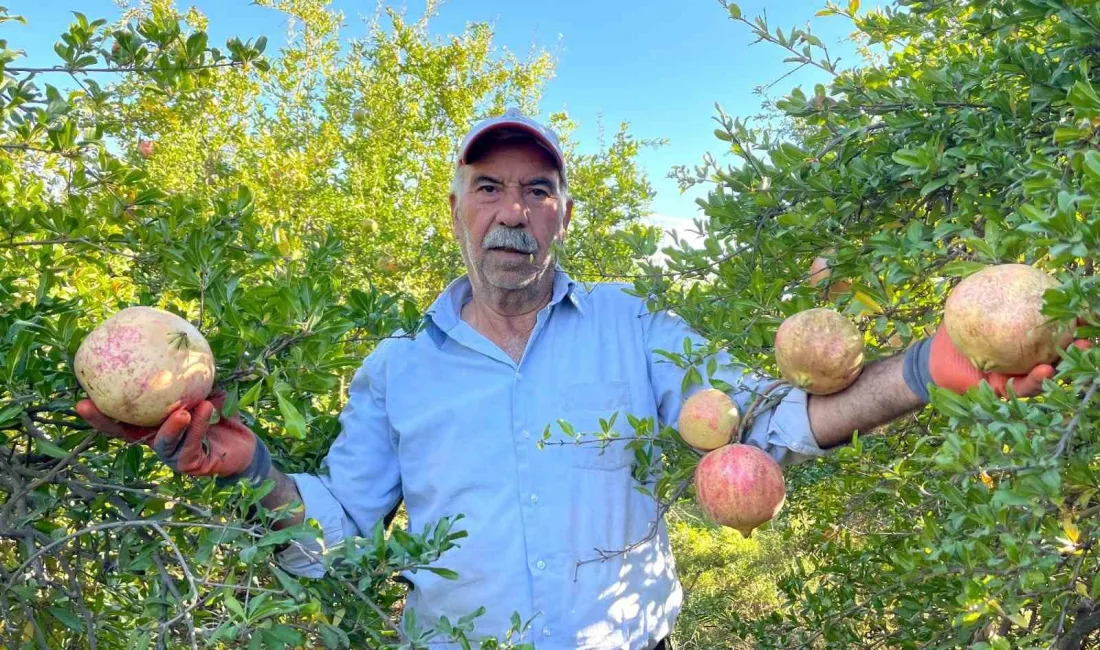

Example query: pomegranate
[678,388,740,451]
[808,252,851,298]
[74,306,214,426]
[137,139,155,159]
[694,444,786,537]
[944,264,1075,374]
[775,308,864,395]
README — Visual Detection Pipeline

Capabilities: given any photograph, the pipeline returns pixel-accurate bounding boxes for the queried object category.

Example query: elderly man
[76,109,1085,649]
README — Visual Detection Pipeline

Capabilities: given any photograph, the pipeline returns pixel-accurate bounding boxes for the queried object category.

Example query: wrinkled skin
[775,308,864,395]
[74,306,214,426]
[694,444,786,537]
[678,388,741,450]
[944,264,1076,374]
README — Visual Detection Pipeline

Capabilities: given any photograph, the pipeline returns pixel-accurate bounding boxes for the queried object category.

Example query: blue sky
[10,0,866,236]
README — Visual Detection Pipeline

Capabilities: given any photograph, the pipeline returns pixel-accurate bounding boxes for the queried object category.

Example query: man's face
[450,139,573,292]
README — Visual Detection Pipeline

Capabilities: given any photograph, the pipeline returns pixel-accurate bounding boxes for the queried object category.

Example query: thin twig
[1053,537,1092,640]
[146,522,200,650]
[4,519,262,588]
[574,478,693,581]
[1053,381,1098,458]
[0,421,95,522]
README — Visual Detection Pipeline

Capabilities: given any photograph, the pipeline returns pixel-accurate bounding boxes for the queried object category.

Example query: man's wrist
[902,337,933,404]
[216,437,272,488]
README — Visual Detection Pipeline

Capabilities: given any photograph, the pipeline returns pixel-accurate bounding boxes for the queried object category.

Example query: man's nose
[496,187,529,227]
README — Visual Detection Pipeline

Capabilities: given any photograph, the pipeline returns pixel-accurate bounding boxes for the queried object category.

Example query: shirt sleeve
[277,352,402,578]
[641,305,830,466]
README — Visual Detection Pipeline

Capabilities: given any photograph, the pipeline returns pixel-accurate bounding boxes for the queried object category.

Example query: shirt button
[536,560,546,570]
[530,493,538,503]
[542,627,551,637]
[522,429,530,439]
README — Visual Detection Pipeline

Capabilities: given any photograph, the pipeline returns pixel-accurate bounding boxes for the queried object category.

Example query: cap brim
[459,120,565,170]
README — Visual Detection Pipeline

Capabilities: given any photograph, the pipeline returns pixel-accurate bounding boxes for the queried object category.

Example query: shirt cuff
[275,472,358,579]
[741,386,829,466]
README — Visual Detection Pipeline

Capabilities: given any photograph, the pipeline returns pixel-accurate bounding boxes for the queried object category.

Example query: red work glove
[75,391,271,486]
[903,319,1093,400]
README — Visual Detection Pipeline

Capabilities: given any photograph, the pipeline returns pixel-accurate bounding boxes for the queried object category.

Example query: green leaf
[426,566,460,580]
[265,625,303,645]
[274,388,306,439]
[320,624,349,649]
[1018,203,1048,223]
[891,149,925,169]
[1083,151,1100,181]
[48,607,84,632]
[727,3,742,19]
[1067,80,1100,112]
[992,489,1032,509]
[1054,126,1090,144]
[920,177,948,197]
[0,404,23,427]
[256,528,295,548]
[224,593,246,620]
[221,384,240,419]
[939,261,988,277]
[36,437,69,459]
[270,566,305,600]
[239,380,263,409]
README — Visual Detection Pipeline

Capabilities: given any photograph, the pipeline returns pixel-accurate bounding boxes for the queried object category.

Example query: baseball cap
[457,108,567,182]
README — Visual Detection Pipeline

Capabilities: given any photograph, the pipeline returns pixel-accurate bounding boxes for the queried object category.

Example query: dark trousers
[654,639,672,650]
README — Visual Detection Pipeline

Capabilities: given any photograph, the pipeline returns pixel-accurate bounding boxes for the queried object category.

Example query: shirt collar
[422,265,585,344]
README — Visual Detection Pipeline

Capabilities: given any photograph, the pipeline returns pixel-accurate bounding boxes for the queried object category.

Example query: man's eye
[477,185,498,193]
[530,188,549,198]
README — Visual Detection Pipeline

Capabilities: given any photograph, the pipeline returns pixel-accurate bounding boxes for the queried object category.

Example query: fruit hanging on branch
[694,443,786,538]
[808,252,851,298]
[137,139,155,158]
[775,307,865,395]
[944,263,1076,374]
[677,388,741,451]
[74,306,215,427]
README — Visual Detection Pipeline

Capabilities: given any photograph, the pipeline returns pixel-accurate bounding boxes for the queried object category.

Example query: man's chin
[481,258,543,290]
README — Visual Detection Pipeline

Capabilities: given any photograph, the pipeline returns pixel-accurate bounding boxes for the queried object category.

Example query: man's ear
[449,192,459,237]
[563,197,574,232]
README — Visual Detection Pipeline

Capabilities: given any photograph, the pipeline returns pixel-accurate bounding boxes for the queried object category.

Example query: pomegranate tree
[74,306,215,426]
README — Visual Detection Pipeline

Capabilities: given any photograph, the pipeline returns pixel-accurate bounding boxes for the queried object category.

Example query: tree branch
[1054,381,1098,458]
[7,62,240,74]
[1057,601,1100,650]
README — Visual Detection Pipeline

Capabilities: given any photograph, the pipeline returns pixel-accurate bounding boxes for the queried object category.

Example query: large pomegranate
[944,264,1075,374]
[775,308,864,395]
[74,306,215,426]
[694,444,786,537]
[678,388,741,451]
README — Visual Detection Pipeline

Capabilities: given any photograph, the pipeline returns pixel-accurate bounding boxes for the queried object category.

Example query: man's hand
[76,391,272,486]
[904,318,1092,400]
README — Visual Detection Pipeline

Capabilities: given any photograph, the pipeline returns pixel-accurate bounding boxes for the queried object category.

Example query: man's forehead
[469,171,559,186]
[465,148,562,185]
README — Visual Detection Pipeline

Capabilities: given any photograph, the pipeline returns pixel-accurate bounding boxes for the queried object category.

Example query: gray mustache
[483,227,538,254]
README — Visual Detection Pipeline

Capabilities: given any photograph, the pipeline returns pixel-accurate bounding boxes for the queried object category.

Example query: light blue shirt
[278,268,828,649]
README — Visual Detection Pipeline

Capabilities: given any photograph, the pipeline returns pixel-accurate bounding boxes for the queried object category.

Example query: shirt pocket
[556,381,634,471]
